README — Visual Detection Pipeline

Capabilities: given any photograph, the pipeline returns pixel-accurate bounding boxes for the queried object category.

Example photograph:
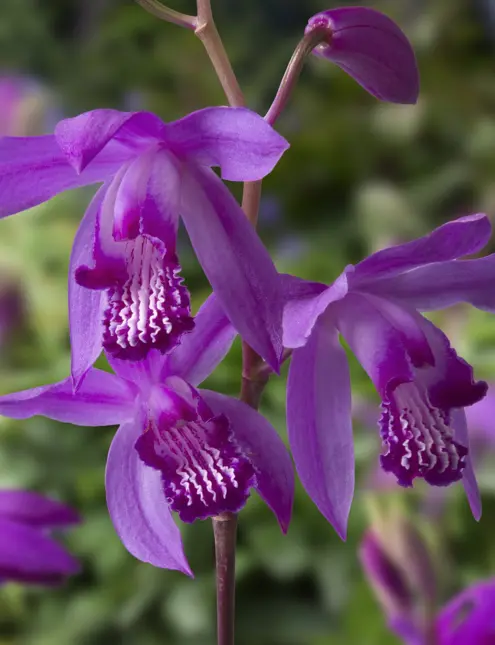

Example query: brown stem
[195,0,245,107]
[135,0,196,29]
[265,27,330,126]
[212,513,238,645]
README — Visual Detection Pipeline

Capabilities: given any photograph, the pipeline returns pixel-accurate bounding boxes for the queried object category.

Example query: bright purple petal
[0,135,126,218]
[436,578,495,645]
[55,109,165,173]
[0,369,135,426]
[281,271,350,348]
[162,294,237,386]
[180,165,283,371]
[451,409,482,521]
[0,490,80,527]
[69,186,107,388]
[200,390,294,533]
[364,255,495,313]
[0,517,79,584]
[287,316,354,539]
[351,214,491,285]
[165,107,289,182]
[305,7,419,104]
[106,415,192,574]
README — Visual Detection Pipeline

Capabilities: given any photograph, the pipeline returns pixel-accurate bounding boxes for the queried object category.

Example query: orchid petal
[166,107,289,181]
[162,294,237,386]
[281,271,349,348]
[106,415,191,574]
[364,255,495,313]
[0,491,80,527]
[55,109,165,173]
[180,166,282,371]
[69,185,107,388]
[287,316,354,539]
[201,390,294,533]
[0,518,79,584]
[0,369,134,426]
[336,293,414,398]
[450,410,481,521]
[0,135,124,218]
[113,148,180,244]
[352,214,491,285]
[305,7,419,104]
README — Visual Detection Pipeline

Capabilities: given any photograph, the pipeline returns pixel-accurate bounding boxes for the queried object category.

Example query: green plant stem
[135,0,196,29]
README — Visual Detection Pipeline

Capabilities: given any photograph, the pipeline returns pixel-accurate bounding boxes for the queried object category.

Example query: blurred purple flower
[305,7,419,104]
[0,106,289,385]
[0,295,293,575]
[283,214,495,538]
[0,489,80,584]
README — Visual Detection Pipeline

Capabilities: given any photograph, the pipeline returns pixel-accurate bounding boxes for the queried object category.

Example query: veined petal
[305,7,419,104]
[0,369,135,426]
[69,185,107,388]
[281,271,349,349]
[0,490,80,527]
[451,409,481,521]
[287,316,354,539]
[201,390,294,533]
[55,109,165,173]
[352,214,491,286]
[180,166,283,371]
[0,517,80,584]
[165,107,289,182]
[0,135,125,218]
[106,415,192,574]
[163,294,237,387]
[363,255,495,313]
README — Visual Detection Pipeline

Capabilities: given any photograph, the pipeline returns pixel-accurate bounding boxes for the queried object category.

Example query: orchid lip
[380,381,467,487]
[135,390,256,523]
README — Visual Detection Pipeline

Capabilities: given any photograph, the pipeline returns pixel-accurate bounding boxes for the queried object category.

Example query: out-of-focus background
[0,0,495,643]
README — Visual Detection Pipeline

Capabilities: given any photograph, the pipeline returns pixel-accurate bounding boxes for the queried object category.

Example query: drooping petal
[305,7,419,104]
[105,415,192,574]
[281,271,350,349]
[69,185,107,388]
[0,135,127,218]
[200,389,295,533]
[180,165,283,371]
[351,214,491,286]
[165,107,289,182]
[287,315,354,539]
[55,109,165,173]
[0,517,80,584]
[162,294,237,386]
[363,255,495,313]
[0,490,80,527]
[450,408,481,521]
[0,369,135,426]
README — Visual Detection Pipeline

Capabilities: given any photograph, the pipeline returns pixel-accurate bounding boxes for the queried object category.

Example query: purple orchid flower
[305,7,419,104]
[0,489,80,584]
[283,213,495,538]
[0,107,289,385]
[0,295,293,575]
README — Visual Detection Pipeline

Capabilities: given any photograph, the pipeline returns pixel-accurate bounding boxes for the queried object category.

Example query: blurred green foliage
[0,0,495,643]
